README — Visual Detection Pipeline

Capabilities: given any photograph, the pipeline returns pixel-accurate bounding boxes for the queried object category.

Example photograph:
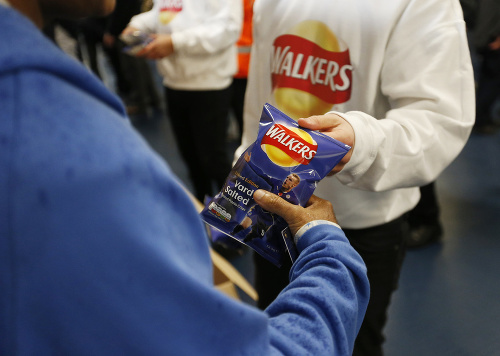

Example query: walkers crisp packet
[201,103,351,266]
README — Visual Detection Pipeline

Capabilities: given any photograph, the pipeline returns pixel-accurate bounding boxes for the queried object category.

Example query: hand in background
[489,35,500,51]
[121,26,139,36]
[136,34,174,59]
[102,32,115,48]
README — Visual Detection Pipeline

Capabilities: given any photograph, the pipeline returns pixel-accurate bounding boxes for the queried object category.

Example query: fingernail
[253,189,265,200]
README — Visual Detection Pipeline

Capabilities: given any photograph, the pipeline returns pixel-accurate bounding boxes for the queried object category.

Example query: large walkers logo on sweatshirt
[159,0,182,24]
[271,20,353,120]
[261,124,318,167]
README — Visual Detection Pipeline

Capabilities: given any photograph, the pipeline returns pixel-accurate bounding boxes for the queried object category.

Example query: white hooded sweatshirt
[129,0,242,90]
[238,0,475,228]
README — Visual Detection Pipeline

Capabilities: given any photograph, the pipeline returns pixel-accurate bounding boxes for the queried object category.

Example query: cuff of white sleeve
[294,220,342,245]
[326,110,375,183]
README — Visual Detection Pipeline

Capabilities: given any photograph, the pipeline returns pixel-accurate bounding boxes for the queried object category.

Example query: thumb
[297,113,344,131]
[252,189,300,222]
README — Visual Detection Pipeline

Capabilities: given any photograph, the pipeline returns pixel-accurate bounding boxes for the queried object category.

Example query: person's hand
[121,26,139,36]
[102,32,115,48]
[253,190,337,236]
[136,34,174,59]
[488,35,500,51]
[298,113,354,175]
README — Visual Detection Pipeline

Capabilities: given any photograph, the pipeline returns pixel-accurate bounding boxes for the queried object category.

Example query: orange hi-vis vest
[235,0,254,78]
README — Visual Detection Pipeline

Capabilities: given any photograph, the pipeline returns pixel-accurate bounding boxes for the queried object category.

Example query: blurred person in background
[102,0,161,118]
[228,0,254,145]
[123,0,242,201]
[465,0,500,134]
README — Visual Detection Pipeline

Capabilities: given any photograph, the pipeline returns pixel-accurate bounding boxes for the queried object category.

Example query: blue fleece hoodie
[0,5,369,356]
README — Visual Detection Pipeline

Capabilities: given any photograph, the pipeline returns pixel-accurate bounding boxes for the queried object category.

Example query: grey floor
[383,132,500,356]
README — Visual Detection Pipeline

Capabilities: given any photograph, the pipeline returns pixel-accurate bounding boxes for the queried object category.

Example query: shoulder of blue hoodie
[0,6,368,356]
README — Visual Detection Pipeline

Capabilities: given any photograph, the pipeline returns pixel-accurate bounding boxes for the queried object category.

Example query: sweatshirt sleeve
[265,224,370,356]
[128,6,158,34]
[335,0,475,191]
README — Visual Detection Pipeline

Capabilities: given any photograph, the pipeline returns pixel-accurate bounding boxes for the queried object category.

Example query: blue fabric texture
[0,6,369,356]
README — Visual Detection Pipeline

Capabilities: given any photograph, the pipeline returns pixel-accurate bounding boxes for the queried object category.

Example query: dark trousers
[229,77,248,141]
[348,216,409,356]
[165,86,232,201]
[253,214,409,356]
[408,182,440,227]
[122,56,160,109]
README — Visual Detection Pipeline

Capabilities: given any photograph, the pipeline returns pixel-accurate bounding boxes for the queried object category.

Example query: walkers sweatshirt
[238,0,475,228]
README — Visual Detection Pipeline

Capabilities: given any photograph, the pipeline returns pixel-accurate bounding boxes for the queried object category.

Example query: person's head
[8,0,116,28]
[282,174,300,192]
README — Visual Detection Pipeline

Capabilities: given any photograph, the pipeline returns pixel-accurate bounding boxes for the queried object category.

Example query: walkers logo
[271,20,353,119]
[261,124,317,167]
[159,0,182,24]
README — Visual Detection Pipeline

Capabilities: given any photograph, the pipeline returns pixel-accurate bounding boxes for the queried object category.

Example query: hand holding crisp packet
[201,103,351,266]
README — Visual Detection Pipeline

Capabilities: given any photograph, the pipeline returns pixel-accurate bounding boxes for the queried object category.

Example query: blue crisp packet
[201,103,351,266]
